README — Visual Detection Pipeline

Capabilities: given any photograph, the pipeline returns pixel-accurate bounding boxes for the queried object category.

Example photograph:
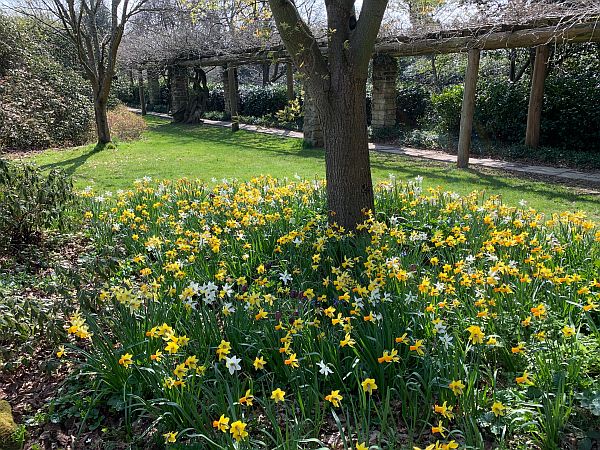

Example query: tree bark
[314,77,374,230]
[94,98,111,144]
[268,0,387,230]
[262,63,270,86]
[509,49,516,81]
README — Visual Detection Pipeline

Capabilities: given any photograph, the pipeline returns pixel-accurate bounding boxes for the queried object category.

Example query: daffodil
[492,401,506,417]
[325,390,343,407]
[212,414,230,432]
[284,353,299,368]
[271,388,286,403]
[239,389,254,406]
[163,431,177,443]
[118,353,133,368]
[466,325,484,344]
[448,380,465,396]
[361,378,378,395]
[253,356,266,370]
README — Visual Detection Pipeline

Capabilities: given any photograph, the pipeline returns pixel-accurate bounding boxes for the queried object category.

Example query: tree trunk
[509,49,516,81]
[286,63,294,100]
[138,70,147,115]
[314,77,374,230]
[431,54,439,91]
[94,98,111,144]
[262,63,270,86]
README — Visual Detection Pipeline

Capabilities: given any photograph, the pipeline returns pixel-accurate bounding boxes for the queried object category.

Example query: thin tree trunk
[94,98,111,144]
[513,58,531,83]
[286,63,294,100]
[430,54,439,91]
[262,63,270,86]
[315,78,374,230]
[138,70,147,115]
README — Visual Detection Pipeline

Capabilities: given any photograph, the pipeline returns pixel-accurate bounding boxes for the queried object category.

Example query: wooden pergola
[138,16,600,168]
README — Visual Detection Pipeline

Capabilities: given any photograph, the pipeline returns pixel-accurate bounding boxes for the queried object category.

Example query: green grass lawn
[27,116,600,220]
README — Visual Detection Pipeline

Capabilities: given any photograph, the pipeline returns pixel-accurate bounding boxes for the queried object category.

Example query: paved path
[133,109,600,188]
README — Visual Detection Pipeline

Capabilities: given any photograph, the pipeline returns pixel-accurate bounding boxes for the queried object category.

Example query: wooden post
[138,69,146,116]
[227,65,239,132]
[286,63,294,100]
[525,45,549,148]
[457,48,480,169]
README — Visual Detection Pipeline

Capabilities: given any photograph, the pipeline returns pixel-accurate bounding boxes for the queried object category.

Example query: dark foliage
[0,15,94,151]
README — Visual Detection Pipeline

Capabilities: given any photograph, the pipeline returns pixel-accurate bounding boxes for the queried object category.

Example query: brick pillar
[147,68,161,110]
[302,83,323,147]
[171,65,188,119]
[371,54,398,131]
[222,66,240,117]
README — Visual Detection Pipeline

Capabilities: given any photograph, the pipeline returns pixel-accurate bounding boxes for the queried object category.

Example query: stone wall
[371,54,398,131]
[171,65,189,118]
[147,69,161,108]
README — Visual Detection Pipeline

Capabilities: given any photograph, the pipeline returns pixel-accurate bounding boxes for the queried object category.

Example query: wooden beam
[286,63,294,100]
[376,22,600,57]
[525,45,550,148]
[138,70,146,116]
[227,65,239,132]
[457,49,481,169]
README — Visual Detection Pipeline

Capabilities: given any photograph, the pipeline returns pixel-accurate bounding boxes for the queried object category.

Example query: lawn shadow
[151,122,314,157]
[38,144,102,176]
[148,121,599,212]
[372,152,600,209]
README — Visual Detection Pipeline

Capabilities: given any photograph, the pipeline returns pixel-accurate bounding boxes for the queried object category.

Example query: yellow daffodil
[325,390,343,407]
[212,414,230,432]
[361,378,378,395]
[271,388,286,403]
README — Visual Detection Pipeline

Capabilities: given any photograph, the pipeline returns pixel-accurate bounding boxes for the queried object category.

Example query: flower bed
[65,176,600,448]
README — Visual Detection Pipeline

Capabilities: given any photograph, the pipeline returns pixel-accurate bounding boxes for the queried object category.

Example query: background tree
[26,0,152,145]
[268,0,389,230]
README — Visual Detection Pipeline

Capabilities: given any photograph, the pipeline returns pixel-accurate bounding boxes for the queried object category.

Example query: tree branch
[350,0,388,72]
[267,0,327,79]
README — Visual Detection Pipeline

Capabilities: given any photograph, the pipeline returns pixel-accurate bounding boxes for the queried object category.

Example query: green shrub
[107,105,148,142]
[541,72,600,151]
[239,84,289,117]
[0,160,74,250]
[0,15,94,151]
[205,84,289,118]
[396,82,429,126]
[475,71,600,152]
[430,84,463,134]
[207,85,226,112]
[475,79,529,144]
